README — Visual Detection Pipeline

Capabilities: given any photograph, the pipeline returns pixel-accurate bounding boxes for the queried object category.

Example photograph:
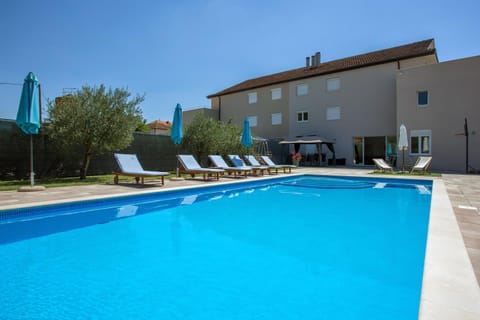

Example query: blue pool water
[0,175,432,319]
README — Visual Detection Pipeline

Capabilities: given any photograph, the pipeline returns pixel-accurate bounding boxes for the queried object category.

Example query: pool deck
[1,167,479,319]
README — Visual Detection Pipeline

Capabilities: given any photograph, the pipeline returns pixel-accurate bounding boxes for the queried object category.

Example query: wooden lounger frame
[113,172,165,185]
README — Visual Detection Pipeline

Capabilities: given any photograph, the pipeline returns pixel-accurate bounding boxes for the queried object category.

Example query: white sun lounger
[244,155,274,174]
[372,158,394,172]
[177,154,224,180]
[260,155,296,173]
[410,156,432,173]
[113,153,169,185]
[228,155,267,176]
[208,155,251,178]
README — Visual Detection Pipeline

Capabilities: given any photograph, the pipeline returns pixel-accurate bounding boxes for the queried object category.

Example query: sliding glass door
[353,136,397,166]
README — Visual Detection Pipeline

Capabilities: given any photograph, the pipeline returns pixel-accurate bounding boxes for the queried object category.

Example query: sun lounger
[260,155,296,173]
[208,155,251,178]
[372,158,394,172]
[177,154,224,180]
[244,155,274,174]
[410,156,432,173]
[228,155,267,176]
[113,153,169,185]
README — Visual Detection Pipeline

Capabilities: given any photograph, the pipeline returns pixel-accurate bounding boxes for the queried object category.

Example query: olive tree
[47,85,145,179]
[182,114,244,165]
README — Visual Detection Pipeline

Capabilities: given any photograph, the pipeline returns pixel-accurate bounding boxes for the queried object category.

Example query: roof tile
[147,120,172,130]
[207,39,436,98]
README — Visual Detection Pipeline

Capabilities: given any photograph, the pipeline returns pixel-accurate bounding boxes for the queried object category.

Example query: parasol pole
[38,84,42,124]
[465,117,469,174]
[28,83,43,187]
[30,134,34,187]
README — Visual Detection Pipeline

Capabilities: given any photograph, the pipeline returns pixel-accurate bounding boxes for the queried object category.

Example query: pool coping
[1,172,479,319]
[0,173,302,211]
[418,179,480,319]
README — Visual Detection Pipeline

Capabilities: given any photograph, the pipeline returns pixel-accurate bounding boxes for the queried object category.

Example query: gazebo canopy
[279,135,334,145]
[279,135,336,163]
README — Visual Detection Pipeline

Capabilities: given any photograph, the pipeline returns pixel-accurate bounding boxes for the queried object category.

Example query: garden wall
[0,119,285,180]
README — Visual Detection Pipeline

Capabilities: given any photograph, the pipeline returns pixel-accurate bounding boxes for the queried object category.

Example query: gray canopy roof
[279,135,335,144]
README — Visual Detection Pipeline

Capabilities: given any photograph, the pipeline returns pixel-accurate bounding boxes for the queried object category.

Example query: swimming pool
[0,175,432,319]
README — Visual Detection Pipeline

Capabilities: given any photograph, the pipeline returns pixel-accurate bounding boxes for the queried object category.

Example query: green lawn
[370,171,441,177]
[0,173,175,191]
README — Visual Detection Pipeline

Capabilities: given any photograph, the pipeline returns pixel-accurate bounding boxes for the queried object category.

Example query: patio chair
[208,155,251,178]
[113,153,169,185]
[372,158,394,172]
[260,155,296,174]
[410,156,432,173]
[177,154,224,180]
[228,155,267,176]
[244,155,274,174]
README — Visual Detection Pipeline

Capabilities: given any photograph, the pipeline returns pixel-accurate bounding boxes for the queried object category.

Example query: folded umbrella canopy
[16,72,40,135]
[398,124,408,172]
[170,103,183,178]
[16,72,41,188]
[241,117,252,148]
[170,103,183,145]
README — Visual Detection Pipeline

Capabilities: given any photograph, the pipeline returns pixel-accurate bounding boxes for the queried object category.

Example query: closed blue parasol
[241,117,252,148]
[16,72,40,135]
[170,103,183,178]
[16,72,42,189]
[170,103,183,145]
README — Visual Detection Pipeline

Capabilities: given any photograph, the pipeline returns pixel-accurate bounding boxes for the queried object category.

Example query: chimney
[315,52,321,65]
[305,56,310,68]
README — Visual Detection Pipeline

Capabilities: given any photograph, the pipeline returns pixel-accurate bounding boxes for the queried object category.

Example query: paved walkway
[0,167,374,209]
[442,174,480,284]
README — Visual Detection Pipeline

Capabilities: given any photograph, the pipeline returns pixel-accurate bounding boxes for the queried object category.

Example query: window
[271,88,282,100]
[417,91,428,107]
[247,116,257,127]
[297,111,308,122]
[410,130,431,155]
[248,92,257,104]
[271,113,282,125]
[326,106,341,120]
[327,78,340,91]
[296,84,308,96]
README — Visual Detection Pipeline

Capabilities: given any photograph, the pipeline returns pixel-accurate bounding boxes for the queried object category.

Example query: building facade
[397,55,480,172]
[206,39,479,172]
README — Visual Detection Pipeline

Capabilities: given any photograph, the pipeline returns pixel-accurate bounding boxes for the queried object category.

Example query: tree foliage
[182,114,246,165]
[47,85,145,179]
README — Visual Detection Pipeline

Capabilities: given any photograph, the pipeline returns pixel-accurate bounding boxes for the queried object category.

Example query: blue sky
[1,0,479,123]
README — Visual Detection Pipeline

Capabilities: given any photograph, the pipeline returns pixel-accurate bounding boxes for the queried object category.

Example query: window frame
[417,90,429,107]
[296,83,308,96]
[248,92,257,104]
[271,113,282,125]
[296,111,309,123]
[326,106,341,120]
[326,77,341,92]
[247,115,258,127]
[271,88,282,100]
[409,129,431,155]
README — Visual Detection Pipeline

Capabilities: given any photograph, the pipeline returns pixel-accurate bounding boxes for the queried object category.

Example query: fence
[0,119,177,180]
[0,119,286,180]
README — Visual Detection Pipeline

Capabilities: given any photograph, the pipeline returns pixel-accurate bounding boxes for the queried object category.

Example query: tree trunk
[80,147,92,180]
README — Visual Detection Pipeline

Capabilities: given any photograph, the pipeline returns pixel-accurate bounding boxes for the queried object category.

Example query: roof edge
[207,39,436,99]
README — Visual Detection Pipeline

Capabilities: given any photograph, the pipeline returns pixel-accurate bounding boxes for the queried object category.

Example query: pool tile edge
[419,179,480,319]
